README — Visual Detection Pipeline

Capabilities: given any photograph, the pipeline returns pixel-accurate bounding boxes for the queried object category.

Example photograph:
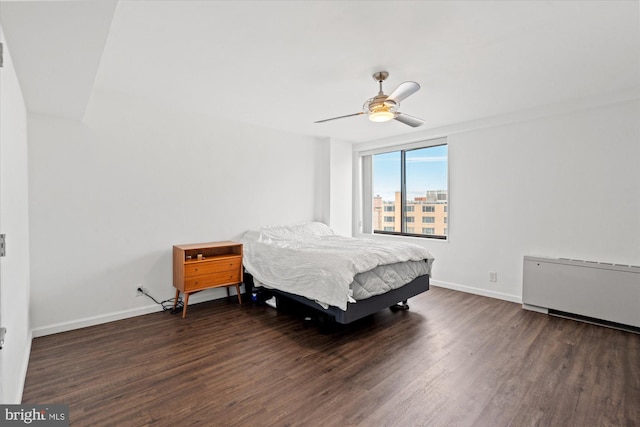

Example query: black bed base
[253,274,429,325]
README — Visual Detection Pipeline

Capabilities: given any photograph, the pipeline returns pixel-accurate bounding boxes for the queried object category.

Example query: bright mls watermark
[1,405,68,426]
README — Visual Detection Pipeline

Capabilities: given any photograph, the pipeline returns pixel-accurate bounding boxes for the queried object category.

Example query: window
[384,206,395,212]
[384,216,395,222]
[369,140,448,239]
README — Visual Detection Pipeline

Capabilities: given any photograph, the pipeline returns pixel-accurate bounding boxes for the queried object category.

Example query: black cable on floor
[141,289,184,314]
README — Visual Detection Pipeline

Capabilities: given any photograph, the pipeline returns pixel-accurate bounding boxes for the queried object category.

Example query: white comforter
[241,222,434,310]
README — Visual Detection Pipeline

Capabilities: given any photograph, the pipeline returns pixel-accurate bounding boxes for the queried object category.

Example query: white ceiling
[2,0,639,143]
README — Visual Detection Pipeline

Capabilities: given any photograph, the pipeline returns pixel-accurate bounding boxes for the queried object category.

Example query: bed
[241,222,434,324]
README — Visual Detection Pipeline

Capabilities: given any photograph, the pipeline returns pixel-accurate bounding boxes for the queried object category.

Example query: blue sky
[373,145,448,202]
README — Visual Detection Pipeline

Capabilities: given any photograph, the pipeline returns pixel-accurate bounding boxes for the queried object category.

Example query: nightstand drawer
[185,271,241,291]
[185,257,241,277]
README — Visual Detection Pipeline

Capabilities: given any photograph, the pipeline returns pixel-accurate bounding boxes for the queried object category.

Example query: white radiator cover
[523,256,640,328]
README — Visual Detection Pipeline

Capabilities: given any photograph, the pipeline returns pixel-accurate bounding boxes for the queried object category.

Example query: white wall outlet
[489,272,498,282]
[136,286,145,297]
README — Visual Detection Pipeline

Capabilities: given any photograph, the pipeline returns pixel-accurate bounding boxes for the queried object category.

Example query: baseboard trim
[430,280,522,304]
[30,282,515,337]
[31,305,164,338]
[31,290,228,338]
[16,330,33,403]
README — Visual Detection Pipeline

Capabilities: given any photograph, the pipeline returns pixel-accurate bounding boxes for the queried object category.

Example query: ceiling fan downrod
[373,71,389,95]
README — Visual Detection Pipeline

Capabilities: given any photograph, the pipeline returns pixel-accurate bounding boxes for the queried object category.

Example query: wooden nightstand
[172,241,243,318]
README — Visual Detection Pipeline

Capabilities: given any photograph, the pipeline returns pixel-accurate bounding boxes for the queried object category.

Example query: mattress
[350,260,431,300]
[253,259,430,302]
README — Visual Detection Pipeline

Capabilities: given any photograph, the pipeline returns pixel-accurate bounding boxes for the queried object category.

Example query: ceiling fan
[315,71,424,127]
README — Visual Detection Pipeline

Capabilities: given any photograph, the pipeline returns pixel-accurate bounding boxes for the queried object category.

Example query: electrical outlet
[489,271,498,282]
[136,286,145,297]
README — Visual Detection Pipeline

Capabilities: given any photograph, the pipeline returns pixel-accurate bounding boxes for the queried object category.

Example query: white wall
[28,88,329,335]
[329,138,353,236]
[354,100,640,302]
[0,27,32,403]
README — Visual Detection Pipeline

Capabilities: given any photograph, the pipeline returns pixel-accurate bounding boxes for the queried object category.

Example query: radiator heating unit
[523,256,640,330]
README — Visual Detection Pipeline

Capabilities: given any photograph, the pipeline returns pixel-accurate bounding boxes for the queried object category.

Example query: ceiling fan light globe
[369,110,395,122]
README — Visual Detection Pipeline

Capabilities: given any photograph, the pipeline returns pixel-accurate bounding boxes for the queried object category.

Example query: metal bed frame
[244,272,429,324]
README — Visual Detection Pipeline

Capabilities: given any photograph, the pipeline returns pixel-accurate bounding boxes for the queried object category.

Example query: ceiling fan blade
[314,112,364,123]
[394,112,424,127]
[387,81,420,104]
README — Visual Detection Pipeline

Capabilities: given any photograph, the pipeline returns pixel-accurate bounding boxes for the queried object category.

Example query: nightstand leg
[235,284,242,305]
[172,289,180,311]
[182,293,190,318]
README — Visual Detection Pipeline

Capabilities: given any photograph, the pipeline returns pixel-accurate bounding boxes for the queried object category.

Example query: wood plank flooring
[22,287,640,426]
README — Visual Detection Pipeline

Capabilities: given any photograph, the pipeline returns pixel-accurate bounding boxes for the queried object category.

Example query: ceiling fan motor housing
[363,94,398,115]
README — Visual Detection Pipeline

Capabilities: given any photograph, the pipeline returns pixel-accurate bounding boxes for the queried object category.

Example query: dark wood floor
[23,287,640,426]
